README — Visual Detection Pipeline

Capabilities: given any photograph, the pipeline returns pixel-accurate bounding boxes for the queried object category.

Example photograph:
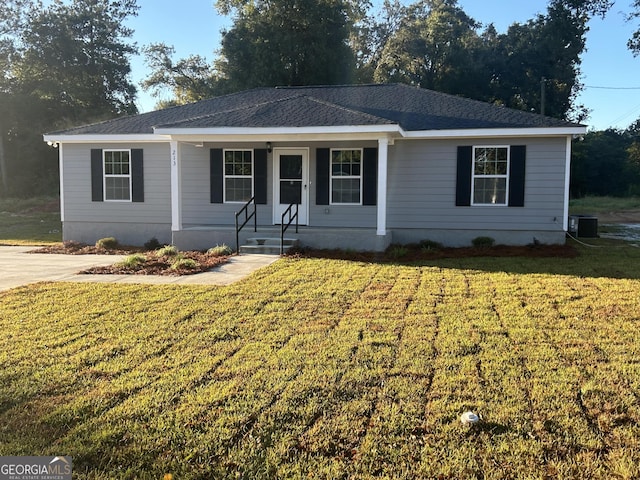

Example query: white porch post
[563,135,572,232]
[377,137,389,236]
[58,144,65,223]
[170,140,182,232]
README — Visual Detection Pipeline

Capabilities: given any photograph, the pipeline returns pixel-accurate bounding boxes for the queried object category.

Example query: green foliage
[207,244,233,256]
[118,253,146,269]
[95,237,119,250]
[144,237,161,251]
[472,236,495,248]
[155,245,178,257]
[218,0,360,90]
[386,244,409,259]
[141,43,222,106]
[1,0,139,198]
[358,0,602,121]
[419,239,443,251]
[170,257,198,270]
[571,127,640,197]
[1,244,640,477]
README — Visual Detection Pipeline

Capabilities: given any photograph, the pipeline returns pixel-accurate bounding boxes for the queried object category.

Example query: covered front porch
[166,134,395,252]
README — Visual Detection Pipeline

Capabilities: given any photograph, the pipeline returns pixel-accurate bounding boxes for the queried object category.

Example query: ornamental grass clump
[207,244,233,257]
[95,236,119,250]
[117,253,146,269]
[155,245,179,257]
[170,257,199,270]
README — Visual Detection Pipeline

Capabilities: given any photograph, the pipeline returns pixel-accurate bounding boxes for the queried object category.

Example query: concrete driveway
[0,246,279,292]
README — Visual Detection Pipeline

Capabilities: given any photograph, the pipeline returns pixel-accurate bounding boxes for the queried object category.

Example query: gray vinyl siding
[307,141,377,228]
[62,142,171,223]
[180,141,378,228]
[181,142,273,226]
[386,137,567,232]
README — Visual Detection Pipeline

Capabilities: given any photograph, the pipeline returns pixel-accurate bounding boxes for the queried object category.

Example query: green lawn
[569,195,640,214]
[1,241,639,479]
[0,196,61,245]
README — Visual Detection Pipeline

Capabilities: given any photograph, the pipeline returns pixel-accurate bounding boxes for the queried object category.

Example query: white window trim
[471,145,510,207]
[223,149,254,203]
[330,148,364,206]
[103,149,132,202]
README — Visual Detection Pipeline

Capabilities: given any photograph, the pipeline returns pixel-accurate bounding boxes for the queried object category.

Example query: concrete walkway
[0,246,280,292]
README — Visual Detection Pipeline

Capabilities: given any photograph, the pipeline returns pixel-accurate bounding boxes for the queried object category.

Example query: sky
[126,0,640,131]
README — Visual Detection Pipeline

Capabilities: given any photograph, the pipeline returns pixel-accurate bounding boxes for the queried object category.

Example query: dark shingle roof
[49,84,581,135]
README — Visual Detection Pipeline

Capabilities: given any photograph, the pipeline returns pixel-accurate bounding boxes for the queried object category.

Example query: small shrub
[472,236,495,248]
[156,245,179,257]
[387,244,409,259]
[207,244,233,257]
[171,258,199,270]
[96,237,119,250]
[144,237,161,251]
[419,239,443,251]
[118,253,146,269]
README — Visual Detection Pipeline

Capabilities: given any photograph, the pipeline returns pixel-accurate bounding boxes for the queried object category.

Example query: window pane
[105,177,130,201]
[225,178,252,202]
[280,155,302,179]
[225,150,252,176]
[104,151,130,175]
[473,178,507,205]
[280,180,301,204]
[475,147,507,175]
[332,178,360,204]
[331,150,361,177]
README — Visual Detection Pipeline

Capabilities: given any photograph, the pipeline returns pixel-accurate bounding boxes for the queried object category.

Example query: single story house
[43,83,586,251]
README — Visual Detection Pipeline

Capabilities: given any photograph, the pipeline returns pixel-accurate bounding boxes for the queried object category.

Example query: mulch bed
[30,240,577,276]
[287,243,578,263]
[30,242,230,276]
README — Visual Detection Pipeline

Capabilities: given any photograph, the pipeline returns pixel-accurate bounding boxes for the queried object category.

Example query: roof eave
[43,133,168,143]
[402,126,587,139]
[152,125,401,136]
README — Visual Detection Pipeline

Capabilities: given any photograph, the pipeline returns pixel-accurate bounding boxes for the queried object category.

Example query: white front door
[273,148,308,225]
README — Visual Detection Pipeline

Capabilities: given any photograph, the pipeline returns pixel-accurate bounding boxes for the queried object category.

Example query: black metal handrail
[235,196,257,253]
[280,203,299,254]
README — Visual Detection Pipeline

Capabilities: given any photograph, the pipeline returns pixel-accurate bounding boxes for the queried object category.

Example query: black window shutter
[210,149,223,203]
[316,148,330,205]
[362,148,377,206]
[131,149,144,202]
[456,146,473,206]
[254,149,268,204]
[509,145,526,207]
[91,149,103,202]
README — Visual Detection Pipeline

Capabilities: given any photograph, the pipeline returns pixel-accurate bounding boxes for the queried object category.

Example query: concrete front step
[239,237,299,255]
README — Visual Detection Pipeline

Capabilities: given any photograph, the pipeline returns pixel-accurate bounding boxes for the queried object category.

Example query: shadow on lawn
[287,238,640,280]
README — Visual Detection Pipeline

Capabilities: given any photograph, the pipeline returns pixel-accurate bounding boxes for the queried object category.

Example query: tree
[371,0,484,96]
[217,0,365,90]
[490,2,588,120]
[1,0,140,197]
[14,0,139,122]
[142,43,223,107]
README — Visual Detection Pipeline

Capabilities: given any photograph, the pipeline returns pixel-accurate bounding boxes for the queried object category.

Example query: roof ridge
[153,93,306,128]
[304,96,396,124]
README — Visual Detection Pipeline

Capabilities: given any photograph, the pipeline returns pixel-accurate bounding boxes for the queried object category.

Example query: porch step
[239,237,300,255]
